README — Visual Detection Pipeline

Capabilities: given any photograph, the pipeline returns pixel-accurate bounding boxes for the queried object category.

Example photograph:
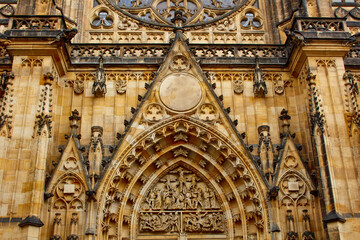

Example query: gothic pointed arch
[96,116,269,240]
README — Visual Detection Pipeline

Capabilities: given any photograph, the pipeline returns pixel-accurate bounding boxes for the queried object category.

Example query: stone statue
[92,57,107,97]
[253,57,267,97]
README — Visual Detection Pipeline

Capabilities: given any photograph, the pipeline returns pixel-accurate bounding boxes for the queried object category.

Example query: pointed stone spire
[92,56,107,97]
[69,109,81,136]
[253,57,267,97]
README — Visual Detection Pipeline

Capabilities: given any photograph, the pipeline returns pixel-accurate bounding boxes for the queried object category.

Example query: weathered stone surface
[0,1,359,240]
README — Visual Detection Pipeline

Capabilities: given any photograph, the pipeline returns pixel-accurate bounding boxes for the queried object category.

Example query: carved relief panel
[139,167,225,235]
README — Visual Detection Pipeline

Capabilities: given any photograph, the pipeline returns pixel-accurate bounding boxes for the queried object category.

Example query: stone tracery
[106,0,255,27]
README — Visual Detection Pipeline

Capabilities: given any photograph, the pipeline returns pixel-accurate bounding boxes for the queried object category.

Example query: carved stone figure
[115,79,127,94]
[233,78,244,94]
[73,79,84,94]
[253,57,267,97]
[118,17,139,30]
[139,167,224,233]
[92,57,107,97]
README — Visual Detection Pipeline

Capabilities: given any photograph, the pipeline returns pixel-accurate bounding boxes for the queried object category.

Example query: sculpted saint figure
[154,188,162,209]
[147,189,156,209]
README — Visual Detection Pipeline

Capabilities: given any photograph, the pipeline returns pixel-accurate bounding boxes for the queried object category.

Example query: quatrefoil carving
[170,54,190,72]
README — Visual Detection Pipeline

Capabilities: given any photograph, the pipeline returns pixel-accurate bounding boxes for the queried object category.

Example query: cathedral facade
[0,0,359,239]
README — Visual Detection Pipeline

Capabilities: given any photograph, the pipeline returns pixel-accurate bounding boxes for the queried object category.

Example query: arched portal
[97,116,269,240]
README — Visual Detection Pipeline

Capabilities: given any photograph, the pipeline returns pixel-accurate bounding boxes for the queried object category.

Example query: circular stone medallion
[159,73,202,112]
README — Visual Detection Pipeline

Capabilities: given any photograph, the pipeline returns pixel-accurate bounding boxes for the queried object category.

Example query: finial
[69,109,81,134]
[171,10,186,30]
[279,108,291,134]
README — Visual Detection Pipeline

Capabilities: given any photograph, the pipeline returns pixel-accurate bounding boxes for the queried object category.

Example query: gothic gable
[46,135,90,193]
[95,33,270,240]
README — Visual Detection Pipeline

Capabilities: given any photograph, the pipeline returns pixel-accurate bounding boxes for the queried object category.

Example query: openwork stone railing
[345,46,360,66]
[70,44,170,64]
[10,15,67,30]
[292,17,347,32]
[347,47,360,58]
[0,16,355,67]
[69,44,291,65]
[190,44,290,65]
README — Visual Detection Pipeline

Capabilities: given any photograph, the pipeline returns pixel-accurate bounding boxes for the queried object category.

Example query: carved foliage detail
[34,78,54,138]
[140,167,225,233]
[0,71,15,136]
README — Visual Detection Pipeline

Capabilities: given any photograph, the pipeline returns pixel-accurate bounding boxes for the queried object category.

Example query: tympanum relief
[139,167,225,234]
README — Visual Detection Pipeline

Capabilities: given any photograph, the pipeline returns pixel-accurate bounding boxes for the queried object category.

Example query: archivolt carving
[97,116,268,239]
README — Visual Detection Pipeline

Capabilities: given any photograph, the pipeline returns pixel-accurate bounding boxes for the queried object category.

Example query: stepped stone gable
[0,0,359,240]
